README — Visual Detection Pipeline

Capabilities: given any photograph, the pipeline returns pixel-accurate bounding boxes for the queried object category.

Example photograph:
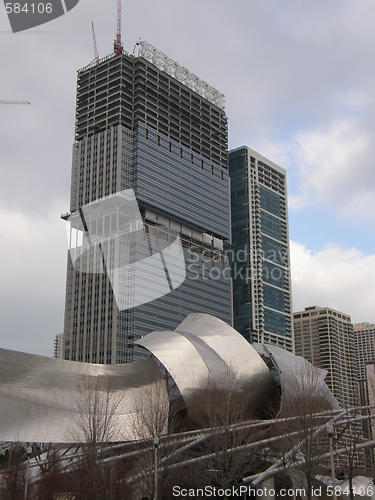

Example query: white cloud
[292,118,370,204]
[256,113,375,225]
[291,240,375,324]
[1,0,375,355]
[0,207,67,355]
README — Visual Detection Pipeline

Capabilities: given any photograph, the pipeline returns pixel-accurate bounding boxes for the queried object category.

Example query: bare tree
[267,362,333,500]
[334,407,370,500]
[34,445,67,500]
[186,368,265,495]
[68,374,125,499]
[129,364,173,499]
[0,444,26,500]
[71,374,124,452]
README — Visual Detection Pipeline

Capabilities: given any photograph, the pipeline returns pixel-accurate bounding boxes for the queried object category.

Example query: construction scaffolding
[134,39,226,110]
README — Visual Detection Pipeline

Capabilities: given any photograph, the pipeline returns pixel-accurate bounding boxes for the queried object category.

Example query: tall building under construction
[62,41,232,364]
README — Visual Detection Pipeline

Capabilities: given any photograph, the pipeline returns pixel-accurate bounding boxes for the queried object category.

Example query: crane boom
[92,22,99,63]
[77,22,100,73]
[114,0,122,55]
[0,100,30,105]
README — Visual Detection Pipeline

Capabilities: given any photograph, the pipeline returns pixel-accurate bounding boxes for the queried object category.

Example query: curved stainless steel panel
[0,349,167,443]
[0,314,338,444]
[257,343,340,413]
[136,330,212,405]
[137,314,276,410]
[176,314,275,395]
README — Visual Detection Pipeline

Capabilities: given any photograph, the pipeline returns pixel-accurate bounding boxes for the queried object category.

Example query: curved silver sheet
[176,314,271,388]
[136,329,212,405]
[137,313,276,409]
[0,349,167,443]
[0,314,339,444]
[253,343,340,414]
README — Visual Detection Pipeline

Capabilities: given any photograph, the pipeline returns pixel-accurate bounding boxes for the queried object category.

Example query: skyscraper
[229,147,293,352]
[53,333,63,359]
[62,41,232,364]
[354,322,375,408]
[354,322,375,380]
[294,306,358,408]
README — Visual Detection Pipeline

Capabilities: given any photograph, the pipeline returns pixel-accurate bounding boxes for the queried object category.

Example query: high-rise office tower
[53,333,63,359]
[354,322,375,380]
[354,322,375,408]
[229,147,293,352]
[62,40,232,364]
[294,306,358,408]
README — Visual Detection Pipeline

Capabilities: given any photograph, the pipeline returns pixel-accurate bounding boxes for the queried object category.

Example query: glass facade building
[229,146,293,352]
[62,47,232,364]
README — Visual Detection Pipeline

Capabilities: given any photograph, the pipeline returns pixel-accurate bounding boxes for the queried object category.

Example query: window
[169,141,171,152]
[145,128,148,140]
[201,159,204,170]
[157,135,160,146]
[191,153,193,164]
[211,165,214,175]
[180,147,183,158]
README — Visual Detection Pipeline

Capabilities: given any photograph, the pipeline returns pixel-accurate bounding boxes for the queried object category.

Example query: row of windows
[137,134,230,239]
[145,126,224,180]
[294,310,351,322]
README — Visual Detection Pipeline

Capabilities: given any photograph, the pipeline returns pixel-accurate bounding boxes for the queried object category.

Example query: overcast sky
[0,0,374,357]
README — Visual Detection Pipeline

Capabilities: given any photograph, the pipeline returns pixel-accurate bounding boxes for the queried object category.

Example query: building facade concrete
[354,322,375,380]
[294,306,358,408]
[53,333,63,359]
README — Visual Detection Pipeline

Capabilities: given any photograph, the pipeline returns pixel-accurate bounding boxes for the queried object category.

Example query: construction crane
[0,100,30,105]
[113,0,122,55]
[78,22,99,73]
[92,22,99,64]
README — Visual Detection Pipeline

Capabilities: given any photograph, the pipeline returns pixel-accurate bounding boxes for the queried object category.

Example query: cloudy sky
[0,0,374,357]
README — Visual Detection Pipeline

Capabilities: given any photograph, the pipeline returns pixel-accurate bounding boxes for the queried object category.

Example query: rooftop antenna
[114,0,122,55]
